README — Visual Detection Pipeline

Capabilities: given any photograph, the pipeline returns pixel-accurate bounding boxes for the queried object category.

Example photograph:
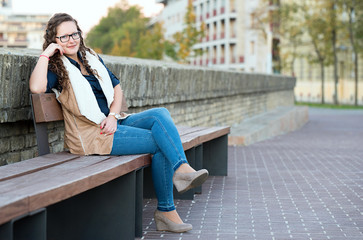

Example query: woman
[29,13,208,233]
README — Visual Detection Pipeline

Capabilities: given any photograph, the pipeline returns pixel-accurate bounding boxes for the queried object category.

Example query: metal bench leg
[47,172,136,240]
[0,208,46,240]
[143,166,154,199]
[135,168,144,238]
[194,144,203,194]
[203,135,228,176]
[0,222,12,240]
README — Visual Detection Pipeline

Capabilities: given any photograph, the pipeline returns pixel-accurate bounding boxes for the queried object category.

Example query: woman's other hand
[100,116,118,135]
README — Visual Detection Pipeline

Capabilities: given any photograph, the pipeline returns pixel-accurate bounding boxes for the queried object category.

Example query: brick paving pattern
[139,108,363,240]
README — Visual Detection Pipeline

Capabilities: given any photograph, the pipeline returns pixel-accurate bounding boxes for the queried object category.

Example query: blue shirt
[46,53,120,116]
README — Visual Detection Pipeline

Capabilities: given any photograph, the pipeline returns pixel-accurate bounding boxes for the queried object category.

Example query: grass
[296,102,363,110]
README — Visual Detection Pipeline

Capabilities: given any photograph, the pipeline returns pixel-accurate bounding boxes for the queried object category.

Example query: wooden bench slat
[180,126,230,150]
[0,155,113,194]
[0,152,78,182]
[180,134,201,151]
[177,126,205,135]
[0,153,151,192]
[178,126,207,150]
[193,126,231,144]
[178,126,230,150]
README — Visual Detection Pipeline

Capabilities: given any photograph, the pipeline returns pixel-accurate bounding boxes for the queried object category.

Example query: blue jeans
[110,108,188,212]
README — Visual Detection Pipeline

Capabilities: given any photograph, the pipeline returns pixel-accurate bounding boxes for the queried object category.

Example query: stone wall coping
[0,48,296,123]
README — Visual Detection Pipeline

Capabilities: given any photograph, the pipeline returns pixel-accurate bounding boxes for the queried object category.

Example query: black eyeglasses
[56,31,81,43]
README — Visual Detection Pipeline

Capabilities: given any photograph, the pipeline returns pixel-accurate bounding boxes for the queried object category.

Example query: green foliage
[296,101,363,110]
[355,12,363,46]
[86,2,164,60]
[136,22,165,59]
[165,0,205,63]
[302,1,333,66]
[276,1,304,75]
[164,40,179,61]
[341,0,363,105]
[345,0,363,52]
[356,6,363,46]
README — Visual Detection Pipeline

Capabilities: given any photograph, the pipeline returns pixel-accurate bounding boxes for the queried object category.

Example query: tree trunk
[311,35,325,104]
[291,43,297,76]
[321,61,325,104]
[348,4,359,106]
[332,41,338,105]
[354,57,358,105]
[331,1,339,105]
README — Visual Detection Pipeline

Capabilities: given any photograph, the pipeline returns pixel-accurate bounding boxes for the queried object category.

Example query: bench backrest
[30,93,128,156]
[30,93,63,156]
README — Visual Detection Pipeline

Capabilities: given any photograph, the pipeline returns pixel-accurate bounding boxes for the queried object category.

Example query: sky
[11,0,164,33]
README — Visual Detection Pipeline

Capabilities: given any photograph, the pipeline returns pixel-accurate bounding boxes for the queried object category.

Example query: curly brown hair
[43,13,99,90]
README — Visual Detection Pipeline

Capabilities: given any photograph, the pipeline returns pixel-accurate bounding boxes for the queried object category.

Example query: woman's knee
[151,107,171,119]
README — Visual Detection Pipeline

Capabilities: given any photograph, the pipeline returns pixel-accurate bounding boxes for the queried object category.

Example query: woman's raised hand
[42,43,64,58]
[29,43,64,93]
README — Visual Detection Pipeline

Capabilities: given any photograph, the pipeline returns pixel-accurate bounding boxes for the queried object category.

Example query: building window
[250,41,255,55]
[230,0,236,12]
[213,0,217,16]
[221,19,225,39]
[213,22,217,40]
[250,13,255,28]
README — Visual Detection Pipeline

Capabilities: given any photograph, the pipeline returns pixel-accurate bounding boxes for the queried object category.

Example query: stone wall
[0,48,296,166]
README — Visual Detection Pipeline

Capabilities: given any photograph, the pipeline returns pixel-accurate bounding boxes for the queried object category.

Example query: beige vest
[58,83,114,155]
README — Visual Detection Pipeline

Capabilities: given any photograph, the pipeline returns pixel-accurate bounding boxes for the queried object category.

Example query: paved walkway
[139,108,363,240]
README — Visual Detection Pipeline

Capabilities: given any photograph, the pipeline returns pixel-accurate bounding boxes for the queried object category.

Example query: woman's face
[55,21,80,58]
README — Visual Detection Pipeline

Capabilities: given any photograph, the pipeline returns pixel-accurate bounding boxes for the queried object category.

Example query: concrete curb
[228,106,309,146]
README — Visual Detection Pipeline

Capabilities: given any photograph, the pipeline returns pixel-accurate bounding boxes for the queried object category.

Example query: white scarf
[59,51,114,124]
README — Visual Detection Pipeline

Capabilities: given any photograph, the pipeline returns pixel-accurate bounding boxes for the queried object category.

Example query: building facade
[156,0,280,73]
[0,0,50,49]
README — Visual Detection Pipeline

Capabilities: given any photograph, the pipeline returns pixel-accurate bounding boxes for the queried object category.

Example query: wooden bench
[0,93,230,240]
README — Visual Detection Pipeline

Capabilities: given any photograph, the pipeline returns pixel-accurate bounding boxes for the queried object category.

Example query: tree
[277,2,304,76]
[111,31,134,57]
[86,2,142,54]
[165,0,205,63]
[86,1,164,60]
[328,0,340,105]
[302,1,333,104]
[343,0,363,106]
[136,22,165,59]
